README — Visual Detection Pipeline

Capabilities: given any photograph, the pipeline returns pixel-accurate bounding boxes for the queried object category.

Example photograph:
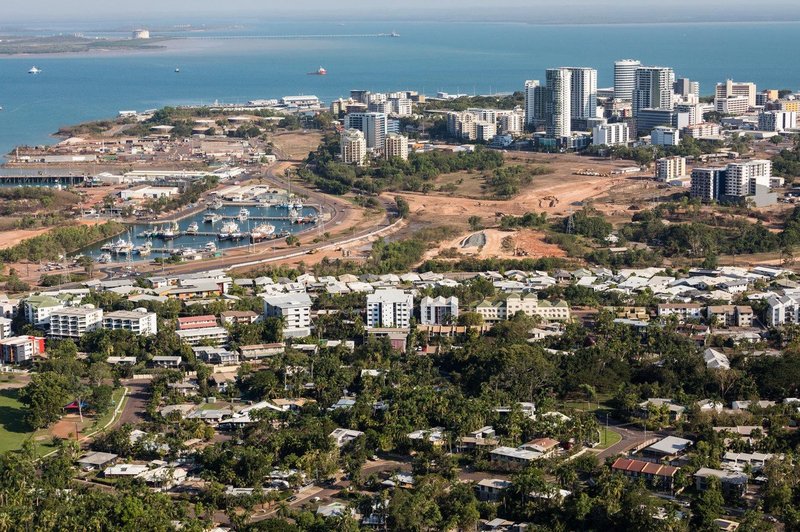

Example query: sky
[5,0,800,25]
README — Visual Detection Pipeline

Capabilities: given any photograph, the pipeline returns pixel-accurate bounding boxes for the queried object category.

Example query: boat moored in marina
[186,222,199,234]
[250,222,276,242]
[217,221,242,240]
[203,213,223,224]
[238,207,249,221]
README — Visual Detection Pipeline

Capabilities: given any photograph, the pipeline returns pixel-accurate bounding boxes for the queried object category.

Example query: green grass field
[0,388,36,453]
[595,427,623,450]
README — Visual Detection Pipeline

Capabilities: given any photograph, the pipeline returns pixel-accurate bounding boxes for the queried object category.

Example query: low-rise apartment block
[48,307,103,339]
[103,309,158,336]
[366,289,414,329]
[706,305,754,328]
[263,292,312,337]
[0,336,45,364]
[476,293,570,323]
[657,303,703,322]
[420,296,459,325]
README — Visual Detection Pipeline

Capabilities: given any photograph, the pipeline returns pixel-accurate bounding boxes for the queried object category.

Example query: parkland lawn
[0,388,35,453]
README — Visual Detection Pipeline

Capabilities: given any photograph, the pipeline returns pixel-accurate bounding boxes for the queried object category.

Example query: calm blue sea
[1,20,799,157]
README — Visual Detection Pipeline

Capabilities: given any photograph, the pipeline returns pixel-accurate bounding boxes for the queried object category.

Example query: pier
[0,174,86,186]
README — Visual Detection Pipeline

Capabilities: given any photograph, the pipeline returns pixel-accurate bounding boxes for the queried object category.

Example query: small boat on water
[203,213,223,224]
[28,66,42,75]
[204,241,217,253]
[238,207,250,222]
[208,199,224,210]
[186,222,199,234]
[308,66,327,76]
[98,253,112,264]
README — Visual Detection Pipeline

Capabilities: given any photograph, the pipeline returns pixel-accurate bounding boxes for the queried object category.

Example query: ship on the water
[308,66,327,75]
[250,223,276,242]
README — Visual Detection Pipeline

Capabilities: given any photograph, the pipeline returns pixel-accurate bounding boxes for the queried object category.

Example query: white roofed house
[703,348,731,370]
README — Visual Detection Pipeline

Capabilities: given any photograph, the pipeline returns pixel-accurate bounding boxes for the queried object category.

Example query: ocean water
[1,20,799,157]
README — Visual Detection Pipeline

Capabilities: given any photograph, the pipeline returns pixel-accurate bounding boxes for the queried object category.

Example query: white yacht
[218,221,240,239]
[28,66,42,75]
[186,222,199,234]
[238,208,250,222]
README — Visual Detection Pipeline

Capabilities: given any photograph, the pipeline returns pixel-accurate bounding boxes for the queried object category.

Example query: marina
[81,202,320,262]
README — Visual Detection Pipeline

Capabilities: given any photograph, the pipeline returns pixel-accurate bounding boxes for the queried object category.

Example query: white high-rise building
[499,112,524,135]
[340,129,367,166]
[614,59,641,101]
[545,68,572,138]
[633,66,675,116]
[656,156,687,181]
[675,103,708,125]
[715,80,757,108]
[725,160,772,197]
[524,80,541,126]
[384,133,409,161]
[592,123,630,146]
[567,67,598,121]
[651,126,680,147]
[344,112,388,149]
[759,111,797,132]
[366,289,413,329]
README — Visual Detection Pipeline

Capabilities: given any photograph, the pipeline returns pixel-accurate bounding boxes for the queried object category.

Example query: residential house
[329,428,364,448]
[490,446,542,467]
[77,452,118,471]
[639,436,693,464]
[520,438,560,458]
[703,348,731,370]
[476,479,513,501]
[220,310,260,325]
[238,343,284,360]
[151,355,182,368]
[695,468,748,497]
[458,426,500,452]
[611,457,678,491]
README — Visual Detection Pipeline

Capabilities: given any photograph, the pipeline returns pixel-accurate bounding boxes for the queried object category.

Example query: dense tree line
[301,135,505,195]
[0,221,125,262]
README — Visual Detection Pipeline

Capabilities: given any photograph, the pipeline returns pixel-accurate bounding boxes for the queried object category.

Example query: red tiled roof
[612,457,677,478]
